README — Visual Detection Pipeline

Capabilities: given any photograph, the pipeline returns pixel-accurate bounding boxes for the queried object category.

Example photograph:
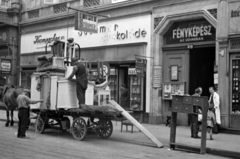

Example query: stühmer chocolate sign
[165,19,216,45]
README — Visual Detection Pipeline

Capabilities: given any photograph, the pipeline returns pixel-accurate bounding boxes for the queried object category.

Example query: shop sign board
[165,19,215,45]
[230,39,240,50]
[21,15,150,53]
[229,1,240,34]
[153,65,162,88]
[0,59,11,74]
[110,68,116,75]
[75,11,98,33]
[163,82,185,100]
[135,58,146,77]
[128,68,137,75]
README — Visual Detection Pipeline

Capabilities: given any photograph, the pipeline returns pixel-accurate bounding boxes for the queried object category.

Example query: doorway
[189,47,215,96]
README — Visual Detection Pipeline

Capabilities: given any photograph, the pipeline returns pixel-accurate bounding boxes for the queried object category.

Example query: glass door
[231,57,240,129]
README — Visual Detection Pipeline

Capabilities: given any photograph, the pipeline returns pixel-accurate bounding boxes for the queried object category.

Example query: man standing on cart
[17,89,44,138]
[66,58,88,107]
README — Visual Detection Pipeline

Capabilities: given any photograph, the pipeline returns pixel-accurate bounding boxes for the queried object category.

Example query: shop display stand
[170,95,208,154]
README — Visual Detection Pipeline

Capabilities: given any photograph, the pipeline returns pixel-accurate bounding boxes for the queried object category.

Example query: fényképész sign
[75,12,98,33]
[165,19,215,45]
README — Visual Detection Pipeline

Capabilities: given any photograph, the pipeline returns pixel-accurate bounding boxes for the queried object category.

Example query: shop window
[21,71,33,88]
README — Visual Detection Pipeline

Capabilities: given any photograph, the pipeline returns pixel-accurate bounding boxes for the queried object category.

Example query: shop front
[162,19,216,126]
[152,2,218,126]
[20,14,151,123]
[227,1,240,130]
[0,27,18,86]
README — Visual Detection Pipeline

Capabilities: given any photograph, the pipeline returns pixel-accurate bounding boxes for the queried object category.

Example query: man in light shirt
[17,89,43,138]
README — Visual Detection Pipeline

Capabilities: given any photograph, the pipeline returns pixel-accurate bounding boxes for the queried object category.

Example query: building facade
[19,0,240,129]
[0,0,21,86]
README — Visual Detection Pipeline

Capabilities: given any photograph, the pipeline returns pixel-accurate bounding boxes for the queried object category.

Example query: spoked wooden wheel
[96,119,113,139]
[35,117,45,134]
[71,117,87,141]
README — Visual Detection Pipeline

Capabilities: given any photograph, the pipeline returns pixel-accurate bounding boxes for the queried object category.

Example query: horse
[1,84,24,127]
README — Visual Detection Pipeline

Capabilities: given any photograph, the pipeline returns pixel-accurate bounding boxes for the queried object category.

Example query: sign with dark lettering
[230,39,240,49]
[135,58,146,77]
[165,19,215,45]
[229,2,240,34]
[1,59,11,74]
[75,11,98,33]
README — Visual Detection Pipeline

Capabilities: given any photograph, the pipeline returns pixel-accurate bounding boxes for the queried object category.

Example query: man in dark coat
[66,58,88,107]
[189,87,202,139]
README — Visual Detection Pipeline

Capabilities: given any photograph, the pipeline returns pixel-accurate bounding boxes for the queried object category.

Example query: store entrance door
[189,47,215,96]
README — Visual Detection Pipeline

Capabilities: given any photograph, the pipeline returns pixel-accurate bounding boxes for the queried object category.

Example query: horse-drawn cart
[31,104,122,141]
[29,39,122,141]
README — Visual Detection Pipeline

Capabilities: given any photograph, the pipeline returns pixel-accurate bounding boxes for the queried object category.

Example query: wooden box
[57,80,78,109]
[56,80,94,109]
[30,73,41,109]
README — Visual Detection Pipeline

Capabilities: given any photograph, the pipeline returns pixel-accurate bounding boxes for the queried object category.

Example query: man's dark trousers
[18,108,28,137]
[76,79,86,105]
[189,114,199,137]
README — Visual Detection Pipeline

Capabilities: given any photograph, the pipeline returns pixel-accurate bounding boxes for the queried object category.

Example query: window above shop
[0,0,11,9]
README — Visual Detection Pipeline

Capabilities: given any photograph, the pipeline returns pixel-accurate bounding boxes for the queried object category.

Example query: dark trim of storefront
[162,41,215,51]
[81,42,147,50]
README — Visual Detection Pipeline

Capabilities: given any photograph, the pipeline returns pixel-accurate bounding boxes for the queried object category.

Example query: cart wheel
[96,119,113,139]
[35,117,45,134]
[72,117,87,141]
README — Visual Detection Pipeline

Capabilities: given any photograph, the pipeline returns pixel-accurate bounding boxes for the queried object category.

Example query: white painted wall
[21,14,152,112]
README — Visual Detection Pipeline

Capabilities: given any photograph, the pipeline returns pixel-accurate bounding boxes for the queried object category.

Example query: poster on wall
[153,65,162,88]
[163,82,185,100]
[0,59,11,74]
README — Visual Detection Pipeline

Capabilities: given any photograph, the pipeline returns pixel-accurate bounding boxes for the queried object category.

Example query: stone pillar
[149,31,163,124]
[216,0,229,128]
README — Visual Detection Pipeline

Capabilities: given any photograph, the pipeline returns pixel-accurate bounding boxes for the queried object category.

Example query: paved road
[0,121,231,159]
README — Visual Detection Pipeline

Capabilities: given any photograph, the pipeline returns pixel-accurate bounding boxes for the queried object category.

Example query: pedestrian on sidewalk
[208,87,221,134]
[17,89,43,138]
[189,87,202,139]
[207,106,216,140]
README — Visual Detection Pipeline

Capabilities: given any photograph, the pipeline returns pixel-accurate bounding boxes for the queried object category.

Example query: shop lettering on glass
[1,59,11,74]
[33,34,65,45]
[78,24,147,40]
[128,68,137,75]
[165,19,215,45]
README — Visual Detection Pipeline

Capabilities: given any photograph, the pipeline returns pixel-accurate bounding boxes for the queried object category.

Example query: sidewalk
[0,109,239,158]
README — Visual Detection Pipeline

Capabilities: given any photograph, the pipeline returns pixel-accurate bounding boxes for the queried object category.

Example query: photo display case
[163,82,185,100]
[108,68,118,102]
[231,59,240,129]
[128,68,144,111]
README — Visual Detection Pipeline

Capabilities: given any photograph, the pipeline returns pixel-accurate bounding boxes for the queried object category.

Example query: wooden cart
[31,105,122,141]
